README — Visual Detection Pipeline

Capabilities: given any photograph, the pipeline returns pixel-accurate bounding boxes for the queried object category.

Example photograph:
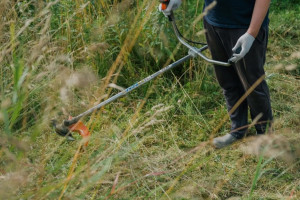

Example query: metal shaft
[64,11,231,126]
[169,13,231,67]
[64,52,197,126]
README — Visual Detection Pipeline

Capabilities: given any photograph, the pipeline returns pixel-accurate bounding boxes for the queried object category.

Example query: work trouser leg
[234,26,273,134]
[204,20,248,138]
[203,19,273,138]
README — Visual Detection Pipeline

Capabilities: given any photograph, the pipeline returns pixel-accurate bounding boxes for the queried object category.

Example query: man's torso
[204,0,269,28]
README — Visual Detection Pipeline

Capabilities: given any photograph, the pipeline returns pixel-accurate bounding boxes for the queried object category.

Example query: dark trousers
[203,19,273,139]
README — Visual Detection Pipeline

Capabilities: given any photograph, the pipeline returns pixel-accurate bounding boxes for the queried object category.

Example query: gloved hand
[159,0,182,16]
[229,32,255,63]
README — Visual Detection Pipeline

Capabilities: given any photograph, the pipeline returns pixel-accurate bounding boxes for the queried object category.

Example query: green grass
[0,0,300,199]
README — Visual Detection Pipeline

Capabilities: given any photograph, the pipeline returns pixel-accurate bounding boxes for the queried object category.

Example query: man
[160,0,273,148]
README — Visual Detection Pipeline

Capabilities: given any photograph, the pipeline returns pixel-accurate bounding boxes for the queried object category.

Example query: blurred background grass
[0,0,299,199]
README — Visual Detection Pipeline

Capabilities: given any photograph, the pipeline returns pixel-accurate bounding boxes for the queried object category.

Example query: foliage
[0,0,299,199]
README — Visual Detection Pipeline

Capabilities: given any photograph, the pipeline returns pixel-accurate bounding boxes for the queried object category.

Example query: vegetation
[0,0,299,199]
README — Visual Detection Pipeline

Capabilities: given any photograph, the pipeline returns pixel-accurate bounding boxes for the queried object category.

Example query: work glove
[229,32,255,63]
[159,0,182,17]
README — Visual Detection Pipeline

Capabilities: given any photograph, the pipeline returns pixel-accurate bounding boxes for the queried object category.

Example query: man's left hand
[229,32,255,63]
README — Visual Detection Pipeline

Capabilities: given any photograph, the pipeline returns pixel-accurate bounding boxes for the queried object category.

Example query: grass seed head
[290,51,300,59]
[66,69,97,89]
[88,42,110,56]
[242,134,295,163]
[285,64,297,71]
[274,63,284,70]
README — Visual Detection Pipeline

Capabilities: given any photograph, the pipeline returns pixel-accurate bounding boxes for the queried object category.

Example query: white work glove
[159,0,182,17]
[229,32,255,63]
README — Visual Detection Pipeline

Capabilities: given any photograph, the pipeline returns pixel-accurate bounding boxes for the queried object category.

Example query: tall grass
[0,0,299,199]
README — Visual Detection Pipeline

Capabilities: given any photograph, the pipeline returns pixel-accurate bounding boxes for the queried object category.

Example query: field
[0,0,300,199]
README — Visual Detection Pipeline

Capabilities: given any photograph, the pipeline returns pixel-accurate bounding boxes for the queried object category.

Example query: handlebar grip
[159,0,169,10]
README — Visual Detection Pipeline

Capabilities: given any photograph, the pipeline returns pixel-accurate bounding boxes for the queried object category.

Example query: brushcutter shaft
[55,10,232,143]
[64,13,231,127]
[64,50,203,126]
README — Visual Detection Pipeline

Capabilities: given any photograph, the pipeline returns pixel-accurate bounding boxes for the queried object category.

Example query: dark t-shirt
[204,0,269,28]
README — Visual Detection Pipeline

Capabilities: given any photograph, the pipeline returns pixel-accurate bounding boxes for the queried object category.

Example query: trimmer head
[51,116,90,146]
[51,119,75,141]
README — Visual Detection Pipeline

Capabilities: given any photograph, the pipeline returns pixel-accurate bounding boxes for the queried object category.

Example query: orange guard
[68,116,90,146]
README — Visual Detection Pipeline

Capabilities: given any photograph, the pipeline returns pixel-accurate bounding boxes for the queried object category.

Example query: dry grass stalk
[132,104,172,135]
[285,64,297,71]
[242,134,297,163]
[0,171,28,199]
[87,42,110,56]
[58,68,97,103]
[290,51,300,59]
[108,83,125,91]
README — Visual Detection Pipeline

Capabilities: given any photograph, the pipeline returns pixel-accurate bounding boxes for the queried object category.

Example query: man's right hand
[159,0,182,16]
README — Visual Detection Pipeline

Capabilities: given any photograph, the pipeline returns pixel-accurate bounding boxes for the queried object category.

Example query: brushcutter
[52,5,232,146]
